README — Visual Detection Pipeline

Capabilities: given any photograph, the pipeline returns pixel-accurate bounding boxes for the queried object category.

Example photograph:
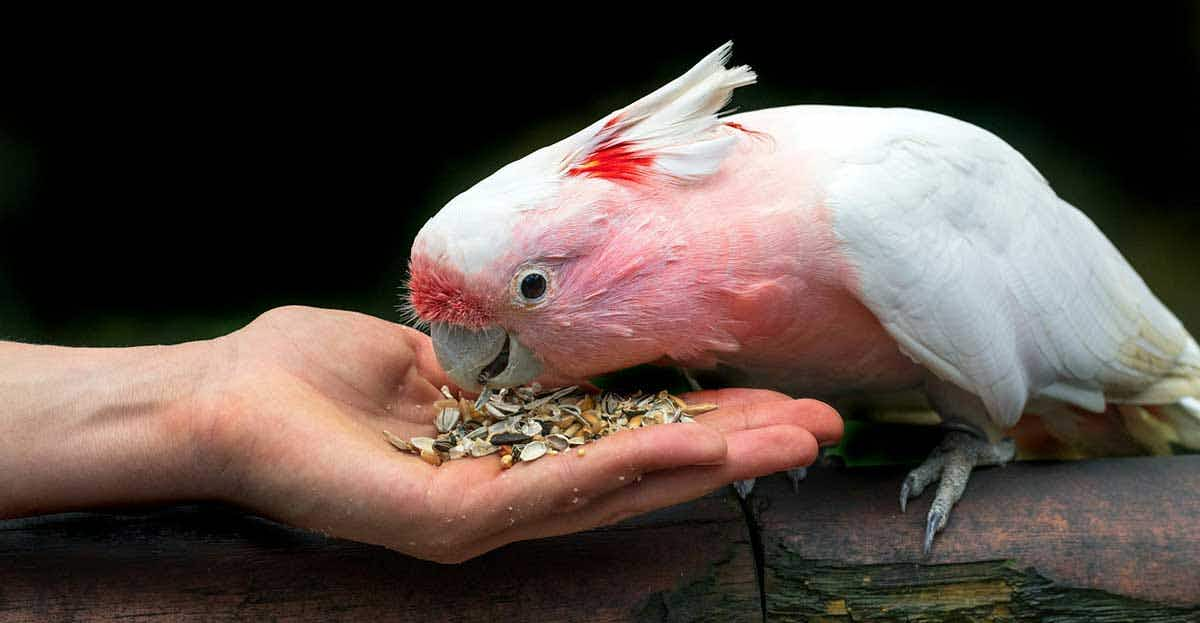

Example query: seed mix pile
[384,384,717,468]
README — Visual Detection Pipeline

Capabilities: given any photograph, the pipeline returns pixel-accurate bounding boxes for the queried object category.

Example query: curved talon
[786,467,807,494]
[923,509,944,556]
[899,432,1014,554]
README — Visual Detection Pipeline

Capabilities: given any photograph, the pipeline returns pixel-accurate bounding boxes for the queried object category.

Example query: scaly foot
[899,431,1014,555]
[732,478,755,498]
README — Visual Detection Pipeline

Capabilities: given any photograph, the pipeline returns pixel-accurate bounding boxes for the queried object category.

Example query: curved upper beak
[430,322,543,391]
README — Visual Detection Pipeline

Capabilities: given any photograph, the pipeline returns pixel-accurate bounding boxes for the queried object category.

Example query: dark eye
[519,271,547,301]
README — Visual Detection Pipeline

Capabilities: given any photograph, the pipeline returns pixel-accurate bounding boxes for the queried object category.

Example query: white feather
[801,105,1200,429]
[561,41,756,182]
[417,44,755,277]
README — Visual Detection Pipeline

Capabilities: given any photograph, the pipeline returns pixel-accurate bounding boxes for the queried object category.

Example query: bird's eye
[519,270,548,302]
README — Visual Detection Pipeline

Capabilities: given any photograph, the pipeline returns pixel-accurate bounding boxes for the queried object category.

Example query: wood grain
[2,456,1197,621]
[0,494,757,622]
[754,455,1200,619]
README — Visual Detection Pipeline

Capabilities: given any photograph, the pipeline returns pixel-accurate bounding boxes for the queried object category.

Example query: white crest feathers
[561,41,757,183]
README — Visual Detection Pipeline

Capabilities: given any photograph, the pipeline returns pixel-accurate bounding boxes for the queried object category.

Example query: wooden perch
[756,455,1200,621]
[0,493,756,622]
[0,456,1197,621]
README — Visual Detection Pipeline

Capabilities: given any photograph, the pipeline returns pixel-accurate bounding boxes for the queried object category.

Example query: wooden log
[2,456,1197,621]
[0,494,757,622]
[754,455,1200,621]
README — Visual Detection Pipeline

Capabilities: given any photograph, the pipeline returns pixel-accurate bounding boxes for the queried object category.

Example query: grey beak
[430,322,543,391]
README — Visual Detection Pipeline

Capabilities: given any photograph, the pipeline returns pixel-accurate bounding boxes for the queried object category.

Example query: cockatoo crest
[407,42,756,329]
[559,41,757,184]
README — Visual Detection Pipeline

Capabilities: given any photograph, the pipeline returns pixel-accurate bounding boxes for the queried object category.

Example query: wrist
[0,338,221,518]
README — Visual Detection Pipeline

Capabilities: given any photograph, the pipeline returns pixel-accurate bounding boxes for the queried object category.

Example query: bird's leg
[900,430,1014,555]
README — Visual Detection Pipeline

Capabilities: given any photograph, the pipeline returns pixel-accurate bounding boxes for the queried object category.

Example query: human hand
[194,306,841,562]
[0,306,841,563]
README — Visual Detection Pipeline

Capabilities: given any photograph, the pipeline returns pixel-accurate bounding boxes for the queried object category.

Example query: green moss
[767,556,1199,622]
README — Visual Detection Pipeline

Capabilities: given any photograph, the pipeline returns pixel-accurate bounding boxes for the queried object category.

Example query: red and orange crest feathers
[559,42,756,186]
[567,120,659,183]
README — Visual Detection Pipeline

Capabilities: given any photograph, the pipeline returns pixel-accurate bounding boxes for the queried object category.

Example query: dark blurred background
[1,6,1197,346]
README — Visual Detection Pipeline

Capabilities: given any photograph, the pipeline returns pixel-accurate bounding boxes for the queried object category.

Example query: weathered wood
[2,456,1198,621]
[0,494,757,622]
[754,455,1200,620]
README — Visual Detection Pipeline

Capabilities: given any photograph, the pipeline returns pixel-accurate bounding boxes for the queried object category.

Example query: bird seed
[383,385,713,467]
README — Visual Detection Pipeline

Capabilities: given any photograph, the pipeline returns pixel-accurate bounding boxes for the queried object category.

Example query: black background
[1,6,1197,345]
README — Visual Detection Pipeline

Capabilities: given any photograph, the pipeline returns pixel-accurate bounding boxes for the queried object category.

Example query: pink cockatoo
[406,43,1200,552]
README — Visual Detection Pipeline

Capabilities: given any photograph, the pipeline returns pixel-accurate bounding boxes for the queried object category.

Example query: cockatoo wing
[825,108,1200,430]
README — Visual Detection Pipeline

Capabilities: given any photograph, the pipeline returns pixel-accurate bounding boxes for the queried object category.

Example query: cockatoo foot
[732,478,756,499]
[786,467,807,493]
[898,431,1015,555]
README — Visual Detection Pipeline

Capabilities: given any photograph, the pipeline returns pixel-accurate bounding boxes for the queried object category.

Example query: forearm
[0,340,216,518]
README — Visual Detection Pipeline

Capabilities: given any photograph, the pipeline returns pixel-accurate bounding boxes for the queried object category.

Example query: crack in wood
[733,487,768,623]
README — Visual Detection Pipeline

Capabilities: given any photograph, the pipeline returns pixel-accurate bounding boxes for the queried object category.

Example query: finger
[441,420,728,539]
[470,424,819,553]
[492,420,728,502]
[679,387,795,409]
[685,392,843,446]
[397,325,460,395]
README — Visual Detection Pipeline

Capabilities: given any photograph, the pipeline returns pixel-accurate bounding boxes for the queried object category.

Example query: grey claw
[900,480,911,513]
[923,509,943,556]
[732,478,755,499]
[786,467,807,494]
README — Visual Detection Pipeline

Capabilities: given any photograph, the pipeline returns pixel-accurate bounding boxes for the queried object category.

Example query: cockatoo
[406,43,1200,553]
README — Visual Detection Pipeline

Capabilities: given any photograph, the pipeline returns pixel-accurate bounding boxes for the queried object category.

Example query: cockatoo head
[407,43,756,390]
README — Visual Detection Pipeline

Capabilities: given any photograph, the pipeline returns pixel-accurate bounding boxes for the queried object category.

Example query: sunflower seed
[474,387,492,411]
[490,400,522,414]
[383,430,413,452]
[524,385,578,410]
[469,439,500,457]
[519,441,548,462]
[581,411,604,434]
[491,432,532,446]
[383,385,715,468]
[436,408,461,433]
[521,420,543,437]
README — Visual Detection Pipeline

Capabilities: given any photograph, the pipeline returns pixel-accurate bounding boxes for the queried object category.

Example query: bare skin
[0,306,842,563]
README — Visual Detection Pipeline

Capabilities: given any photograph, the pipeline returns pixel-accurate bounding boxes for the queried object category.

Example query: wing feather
[828,108,1198,429]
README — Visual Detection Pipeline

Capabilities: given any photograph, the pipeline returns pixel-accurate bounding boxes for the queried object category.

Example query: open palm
[196,306,841,562]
